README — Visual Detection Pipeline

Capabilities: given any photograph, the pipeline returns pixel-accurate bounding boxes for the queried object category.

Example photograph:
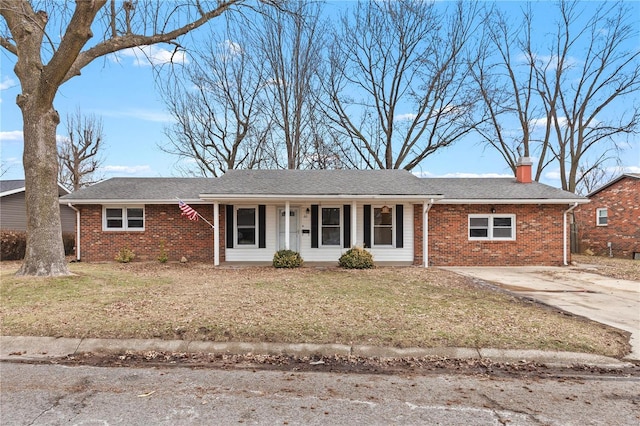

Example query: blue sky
[1,1,639,186]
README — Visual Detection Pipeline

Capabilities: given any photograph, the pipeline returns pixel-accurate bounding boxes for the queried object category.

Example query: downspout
[563,203,578,266]
[423,199,434,268]
[67,203,80,261]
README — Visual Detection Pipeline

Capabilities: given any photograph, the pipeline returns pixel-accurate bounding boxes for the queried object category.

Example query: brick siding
[415,204,569,266]
[79,204,221,262]
[573,177,639,258]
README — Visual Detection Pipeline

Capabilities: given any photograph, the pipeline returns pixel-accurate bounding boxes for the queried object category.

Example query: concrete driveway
[444,266,640,361]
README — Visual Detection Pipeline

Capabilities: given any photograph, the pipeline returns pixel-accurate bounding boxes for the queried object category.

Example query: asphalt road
[1,362,639,425]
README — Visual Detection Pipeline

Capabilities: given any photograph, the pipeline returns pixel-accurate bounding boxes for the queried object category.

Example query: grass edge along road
[0,260,631,358]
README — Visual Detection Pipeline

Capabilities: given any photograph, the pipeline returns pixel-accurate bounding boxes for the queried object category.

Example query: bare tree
[256,0,328,169]
[159,21,271,177]
[57,109,104,190]
[473,1,639,192]
[326,0,480,170]
[0,0,275,276]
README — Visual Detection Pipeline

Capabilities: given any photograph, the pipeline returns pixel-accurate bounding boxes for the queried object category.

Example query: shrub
[1,230,26,260]
[62,233,75,256]
[115,247,135,263]
[273,249,303,268]
[1,231,75,260]
[339,247,374,269]
[158,240,168,263]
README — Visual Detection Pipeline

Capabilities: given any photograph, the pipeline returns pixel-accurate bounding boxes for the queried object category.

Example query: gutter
[563,202,579,266]
[67,203,80,262]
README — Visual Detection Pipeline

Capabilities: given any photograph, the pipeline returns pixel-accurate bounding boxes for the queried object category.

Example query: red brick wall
[78,204,220,262]
[413,204,423,266]
[573,177,639,258]
[416,204,569,266]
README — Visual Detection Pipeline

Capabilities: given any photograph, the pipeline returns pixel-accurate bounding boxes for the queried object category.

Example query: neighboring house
[0,179,76,234]
[60,158,587,266]
[573,173,639,259]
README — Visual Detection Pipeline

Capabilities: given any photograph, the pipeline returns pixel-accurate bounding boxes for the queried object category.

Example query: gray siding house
[0,180,76,234]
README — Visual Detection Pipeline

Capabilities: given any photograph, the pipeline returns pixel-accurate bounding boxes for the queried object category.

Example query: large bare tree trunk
[17,99,68,276]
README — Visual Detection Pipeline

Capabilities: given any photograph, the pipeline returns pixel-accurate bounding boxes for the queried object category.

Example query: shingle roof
[0,179,25,195]
[60,177,213,202]
[60,171,586,203]
[422,178,585,201]
[202,170,439,196]
[586,173,640,197]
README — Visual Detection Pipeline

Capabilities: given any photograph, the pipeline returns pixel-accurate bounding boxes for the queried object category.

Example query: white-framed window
[321,207,341,246]
[236,207,257,246]
[373,206,393,246]
[596,208,608,226]
[468,214,515,241]
[103,206,145,231]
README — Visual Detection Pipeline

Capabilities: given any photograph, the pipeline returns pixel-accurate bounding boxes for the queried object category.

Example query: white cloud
[394,113,417,122]
[544,170,561,181]
[0,76,16,90]
[102,165,152,175]
[623,166,640,174]
[529,116,568,129]
[0,130,23,142]
[222,39,243,56]
[413,170,513,178]
[117,45,189,67]
[99,108,173,123]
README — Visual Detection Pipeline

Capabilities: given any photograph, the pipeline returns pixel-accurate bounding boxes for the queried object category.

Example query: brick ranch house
[60,158,587,267]
[573,173,639,259]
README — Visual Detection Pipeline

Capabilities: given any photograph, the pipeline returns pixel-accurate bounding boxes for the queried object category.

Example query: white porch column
[214,202,220,266]
[285,201,290,250]
[423,200,434,268]
[351,200,357,248]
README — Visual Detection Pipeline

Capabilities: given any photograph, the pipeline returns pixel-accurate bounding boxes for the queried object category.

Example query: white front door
[278,208,299,252]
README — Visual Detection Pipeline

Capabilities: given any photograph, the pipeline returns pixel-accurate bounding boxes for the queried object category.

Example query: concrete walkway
[444,266,640,361]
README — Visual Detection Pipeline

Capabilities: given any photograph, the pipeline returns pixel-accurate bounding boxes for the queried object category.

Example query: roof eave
[198,193,444,201]
[60,198,207,205]
[436,198,590,204]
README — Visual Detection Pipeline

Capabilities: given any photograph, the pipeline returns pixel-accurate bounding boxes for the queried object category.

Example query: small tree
[58,109,104,190]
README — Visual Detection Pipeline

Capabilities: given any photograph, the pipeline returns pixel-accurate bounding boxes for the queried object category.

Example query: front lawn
[0,262,629,357]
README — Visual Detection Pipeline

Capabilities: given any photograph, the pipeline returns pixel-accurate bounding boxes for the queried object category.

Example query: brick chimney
[515,157,532,183]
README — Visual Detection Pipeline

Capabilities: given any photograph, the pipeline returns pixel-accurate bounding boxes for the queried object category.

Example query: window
[469,214,515,240]
[321,207,341,246]
[373,206,393,246]
[596,208,608,226]
[237,207,256,245]
[103,206,145,231]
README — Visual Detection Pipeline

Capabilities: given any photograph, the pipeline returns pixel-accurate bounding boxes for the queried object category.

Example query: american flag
[179,200,199,221]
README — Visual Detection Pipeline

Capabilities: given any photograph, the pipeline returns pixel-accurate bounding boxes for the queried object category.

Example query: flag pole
[176,198,215,229]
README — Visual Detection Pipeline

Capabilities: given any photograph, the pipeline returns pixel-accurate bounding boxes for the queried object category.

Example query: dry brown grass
[573,254,640,281]
[0,261,629,357]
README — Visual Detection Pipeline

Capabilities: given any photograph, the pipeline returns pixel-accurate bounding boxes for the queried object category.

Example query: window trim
[596,208,608,226]
[372,205,394,247]
[235,206,258,248]
[468,214,516,241]
[320,206,342,247]
[102,206,145,231]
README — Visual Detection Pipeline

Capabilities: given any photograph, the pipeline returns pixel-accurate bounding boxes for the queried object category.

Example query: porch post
[423,201,428,268]
[214,202,220,266]
[285,201,290,250]
[351,200,357,248]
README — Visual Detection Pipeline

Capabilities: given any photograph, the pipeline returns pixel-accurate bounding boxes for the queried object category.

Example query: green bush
[1,230,27,260]
[339,247,374,269]
[272,249,303,268]
[115,247,135,263]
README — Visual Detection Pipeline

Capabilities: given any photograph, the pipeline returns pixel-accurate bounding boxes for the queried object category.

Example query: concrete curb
[0,336,634,369]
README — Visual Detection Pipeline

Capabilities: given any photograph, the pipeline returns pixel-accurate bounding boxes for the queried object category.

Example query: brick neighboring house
[60,158,587,266]
[1,179,76,234]
[573,173,639,259]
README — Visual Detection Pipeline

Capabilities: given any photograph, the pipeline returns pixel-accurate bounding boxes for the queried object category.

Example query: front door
[278,208,299,252]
